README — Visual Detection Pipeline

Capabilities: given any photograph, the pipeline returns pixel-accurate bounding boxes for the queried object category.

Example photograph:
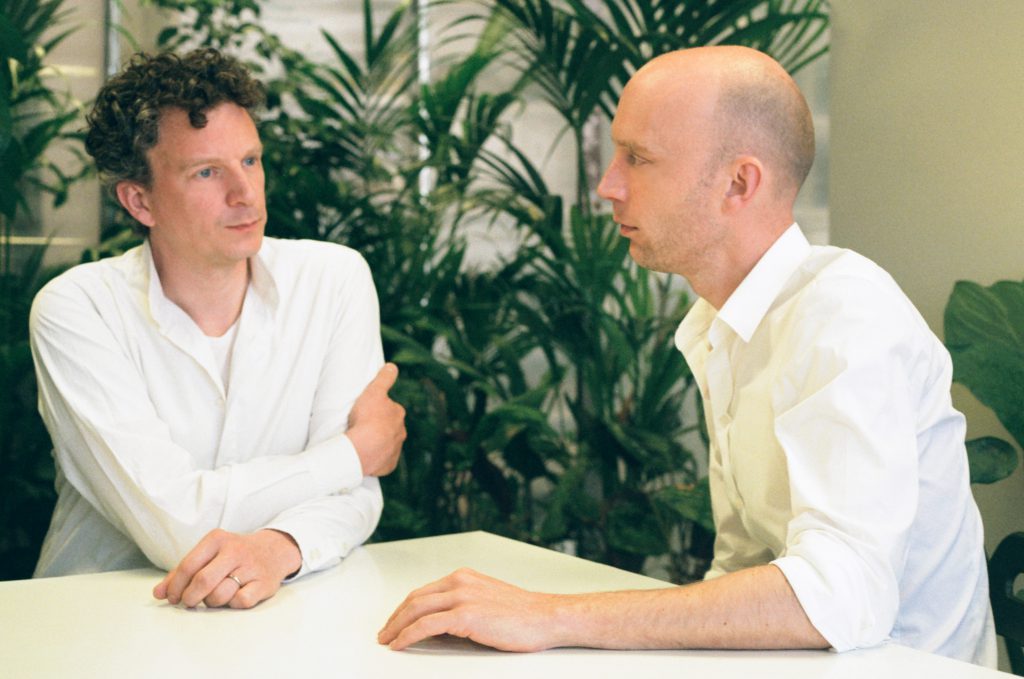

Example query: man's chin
[626,242,650,267]
[627,244,672,275]
[244,232,265,257]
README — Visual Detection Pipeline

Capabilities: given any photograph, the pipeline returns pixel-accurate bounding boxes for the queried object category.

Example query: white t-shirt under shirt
[208,318,240,389]
[676,224,996,666]
[30,237,384,580]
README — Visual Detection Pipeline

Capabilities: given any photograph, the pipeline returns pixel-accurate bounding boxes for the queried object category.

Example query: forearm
[49,423,362,571]
[32,328,366,571]
[549,564,828,650]
[263,477,383,578]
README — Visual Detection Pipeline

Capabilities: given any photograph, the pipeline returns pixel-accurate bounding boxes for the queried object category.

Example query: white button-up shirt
[31,237,383,579]
[675,224,996,666]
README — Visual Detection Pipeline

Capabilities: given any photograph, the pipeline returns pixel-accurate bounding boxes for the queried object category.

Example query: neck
[150,248,250,337]
[693,214,793,310]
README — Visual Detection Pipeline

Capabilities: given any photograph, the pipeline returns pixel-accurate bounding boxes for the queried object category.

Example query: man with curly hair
[29,48,406,609]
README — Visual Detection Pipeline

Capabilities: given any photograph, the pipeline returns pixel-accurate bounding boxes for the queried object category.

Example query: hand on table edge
[377,563,830,652]
[153,528,301,609]
[378,568,571,652]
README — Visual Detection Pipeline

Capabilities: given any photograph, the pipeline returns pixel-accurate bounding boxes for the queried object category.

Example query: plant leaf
[945,279,1024,451]
[966,436,1019,485]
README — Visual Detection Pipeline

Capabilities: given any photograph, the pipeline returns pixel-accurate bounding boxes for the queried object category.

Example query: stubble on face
[627,164,725,277]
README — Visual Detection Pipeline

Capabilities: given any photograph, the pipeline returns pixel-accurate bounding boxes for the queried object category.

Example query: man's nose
[596,160,624,203]
[227,166,259,206]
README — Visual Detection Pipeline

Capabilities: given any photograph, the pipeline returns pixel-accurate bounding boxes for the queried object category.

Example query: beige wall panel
[829,0,1024,564]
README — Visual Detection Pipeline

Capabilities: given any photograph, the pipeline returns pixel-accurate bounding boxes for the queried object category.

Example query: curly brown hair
[85,47,265,192]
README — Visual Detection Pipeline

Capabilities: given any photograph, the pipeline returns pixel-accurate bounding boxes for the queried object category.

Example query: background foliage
[945,279,1023,484]
[1,0,830,582]
[0,0,91,581]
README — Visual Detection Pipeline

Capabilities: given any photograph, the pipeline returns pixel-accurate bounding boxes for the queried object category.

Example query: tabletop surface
[0,531,1010,678]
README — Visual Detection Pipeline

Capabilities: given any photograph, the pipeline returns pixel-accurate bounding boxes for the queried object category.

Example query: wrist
[541,593,587,649]
[261,529,302,580]
[345,426,371,476]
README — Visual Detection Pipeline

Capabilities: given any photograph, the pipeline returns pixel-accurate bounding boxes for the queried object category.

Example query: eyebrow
[611,137,657,158]
[178,144,264,172]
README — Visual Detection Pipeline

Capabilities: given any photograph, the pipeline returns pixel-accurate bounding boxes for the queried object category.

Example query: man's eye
[197,168,213,178]
[243,156,260,167]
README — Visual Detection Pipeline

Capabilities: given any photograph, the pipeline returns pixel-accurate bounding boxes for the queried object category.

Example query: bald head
[630,46,815,198]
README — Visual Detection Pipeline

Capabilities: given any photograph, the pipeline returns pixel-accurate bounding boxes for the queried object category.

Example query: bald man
[377,47,996,666]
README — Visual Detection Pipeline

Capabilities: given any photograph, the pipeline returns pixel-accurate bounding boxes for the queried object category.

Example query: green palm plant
[0,0,89,580]
[565,0,829,71]
[483,0,828,210]
[515,208,705,572]
[233,1,566,542]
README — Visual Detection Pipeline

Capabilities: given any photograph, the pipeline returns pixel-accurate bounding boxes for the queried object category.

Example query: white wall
[829,1,1024,561]
[32,0,105,263]
[38,0,166,264]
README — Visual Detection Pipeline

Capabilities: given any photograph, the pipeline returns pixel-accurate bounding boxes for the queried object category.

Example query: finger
[160,564,191,605]
[228,579,278,610]
[180,555,236,608]
[389,611,461,651]
[379,591,458,644]
[153,572,172,600]
[380,575,458,631]
[162,531,225,604]
[365,362,399,396]
[203,575,242,608]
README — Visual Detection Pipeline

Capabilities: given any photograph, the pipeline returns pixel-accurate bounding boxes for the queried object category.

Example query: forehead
[611,66,719,155]
[151,103,260,161]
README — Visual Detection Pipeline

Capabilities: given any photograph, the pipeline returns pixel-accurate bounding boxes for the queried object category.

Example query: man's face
[124,102,266,277]
[596,69,726,277]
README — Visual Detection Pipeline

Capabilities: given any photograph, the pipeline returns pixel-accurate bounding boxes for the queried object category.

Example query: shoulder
[31,248,144,326]
[255,238,377,309]
[766,245,945,374]
[258,237,371,280]
[781,246,922,327]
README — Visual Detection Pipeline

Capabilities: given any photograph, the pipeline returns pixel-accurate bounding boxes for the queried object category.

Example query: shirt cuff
[264,521,345,580]
[302,433,364,494]
[773,553,887,653]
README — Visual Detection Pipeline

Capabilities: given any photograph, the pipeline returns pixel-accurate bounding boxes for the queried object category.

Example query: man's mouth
[227,218,262,230]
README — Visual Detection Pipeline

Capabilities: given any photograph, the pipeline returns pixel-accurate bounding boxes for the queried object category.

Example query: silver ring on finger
[227,573,243,588]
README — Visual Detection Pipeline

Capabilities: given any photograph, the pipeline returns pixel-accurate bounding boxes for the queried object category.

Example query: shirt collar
[676,223,810,357]
[247,241,280,312]
[715,223,810,344]
[142,238,280,333]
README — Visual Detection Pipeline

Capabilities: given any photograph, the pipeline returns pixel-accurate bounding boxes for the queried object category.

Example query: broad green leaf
[945,279,1024,451]
[966,436,1019,485]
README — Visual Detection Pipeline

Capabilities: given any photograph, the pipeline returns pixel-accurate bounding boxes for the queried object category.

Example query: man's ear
[115,181,156,229]
[722,156,763,213]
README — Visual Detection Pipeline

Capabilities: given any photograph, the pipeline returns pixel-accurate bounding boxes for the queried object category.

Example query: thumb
[366,362,399,395]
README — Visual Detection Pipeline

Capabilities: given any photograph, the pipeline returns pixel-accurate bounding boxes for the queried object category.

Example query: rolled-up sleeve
[770,294,919,651]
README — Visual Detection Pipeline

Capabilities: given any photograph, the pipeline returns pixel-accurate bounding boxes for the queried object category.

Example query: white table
[0,531,1010,678]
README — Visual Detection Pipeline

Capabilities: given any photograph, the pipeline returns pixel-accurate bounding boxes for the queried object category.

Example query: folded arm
[30,253,401,607]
